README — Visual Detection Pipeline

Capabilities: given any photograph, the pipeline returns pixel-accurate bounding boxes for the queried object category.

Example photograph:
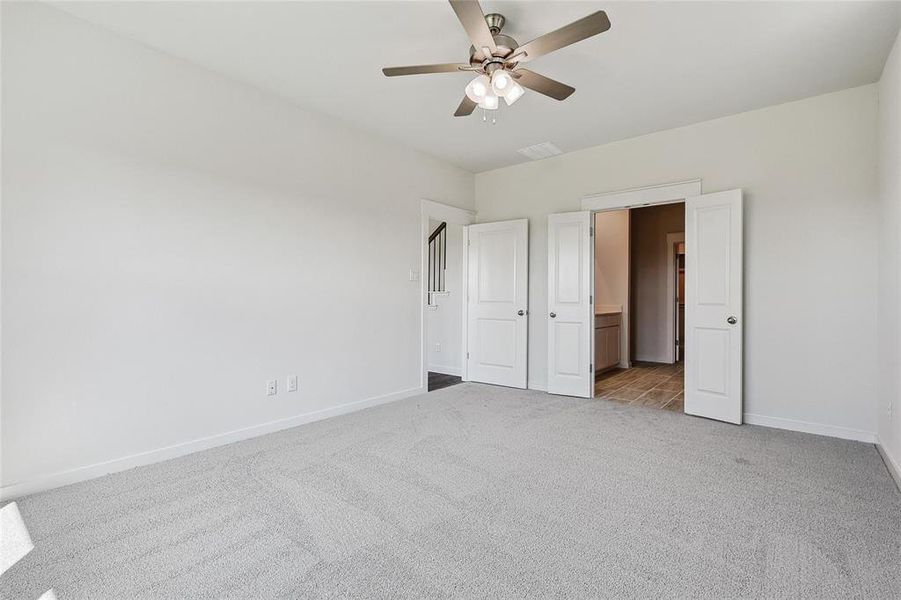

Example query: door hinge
[590,226,594,237]
[590,294,593,304]
[590,363,593,372]
[467,351,470,359]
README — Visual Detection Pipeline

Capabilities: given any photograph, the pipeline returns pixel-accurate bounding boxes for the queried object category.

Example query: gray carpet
[2,383,900,599]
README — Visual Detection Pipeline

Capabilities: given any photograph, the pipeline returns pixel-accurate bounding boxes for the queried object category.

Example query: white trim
[461,226,470,381]
[420,199,474,390]
[582,179,701,212]
[876,442,901,491]
[633,354,670,364]
[665,232,685,364]
[421,198,476,224]
[0,386,425,501]
[743,413,876,443]
[428,364,462,377]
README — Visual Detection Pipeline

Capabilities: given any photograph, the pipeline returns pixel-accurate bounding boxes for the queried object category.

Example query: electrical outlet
[409,269,419,282]
[435,342,441,353]
[266,379,277,396]
[287,375,298,392]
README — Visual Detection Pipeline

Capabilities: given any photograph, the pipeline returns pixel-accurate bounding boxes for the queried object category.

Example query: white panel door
[466,219,529,388]
[547,212,593,398]
[684,189,743,423]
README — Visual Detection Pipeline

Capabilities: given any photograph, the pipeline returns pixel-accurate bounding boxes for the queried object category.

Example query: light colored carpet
[2,383,900,599]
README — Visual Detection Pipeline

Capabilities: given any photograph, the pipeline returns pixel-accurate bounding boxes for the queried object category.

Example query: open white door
[547,211,593,398]
[466,219,528,388]
[684,189,743,424]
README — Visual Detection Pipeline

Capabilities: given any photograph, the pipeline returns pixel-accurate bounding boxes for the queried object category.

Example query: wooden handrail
[428,221,447,243]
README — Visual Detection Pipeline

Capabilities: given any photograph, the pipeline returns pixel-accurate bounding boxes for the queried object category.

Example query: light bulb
[503,81,525,106]
[491,70,512,94]
[465,75,490,103]
[478,90,499,110]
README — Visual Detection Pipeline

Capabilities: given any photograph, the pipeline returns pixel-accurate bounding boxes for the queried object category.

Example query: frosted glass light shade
[478,91,499,110]
[504,81,525,105]
[491,70,513,95]
[464,75,490,103]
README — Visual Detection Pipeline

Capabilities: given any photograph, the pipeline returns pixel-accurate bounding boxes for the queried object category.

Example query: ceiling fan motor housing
[469,14,519,71]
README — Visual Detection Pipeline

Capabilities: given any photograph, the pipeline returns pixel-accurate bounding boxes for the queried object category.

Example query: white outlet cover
[266,379,277,396]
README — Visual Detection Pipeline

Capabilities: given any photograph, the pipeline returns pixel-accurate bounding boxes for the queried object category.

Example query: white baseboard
[427,364,462,377]
[876,441,901,491]
[0,386,425,501]
[633,355,669,364]
[743,413,877,443]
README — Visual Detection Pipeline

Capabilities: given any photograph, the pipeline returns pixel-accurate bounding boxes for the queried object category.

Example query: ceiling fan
[382,0,611,118]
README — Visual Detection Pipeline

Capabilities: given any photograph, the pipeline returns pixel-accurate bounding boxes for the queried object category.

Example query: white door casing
[466,219,529,388]
[547,211,593,398]
[684,189,743,424]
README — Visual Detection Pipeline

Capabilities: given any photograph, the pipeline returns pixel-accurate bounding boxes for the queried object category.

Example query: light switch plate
[287,375,298,392]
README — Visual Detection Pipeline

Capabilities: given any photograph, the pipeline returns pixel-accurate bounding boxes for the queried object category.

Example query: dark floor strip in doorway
[428,372,462,392]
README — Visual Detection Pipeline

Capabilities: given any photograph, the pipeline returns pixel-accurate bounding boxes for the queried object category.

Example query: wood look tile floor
[594,361,684,411]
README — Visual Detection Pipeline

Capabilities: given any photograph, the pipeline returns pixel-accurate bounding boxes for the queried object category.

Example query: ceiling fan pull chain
[480,108,498,125]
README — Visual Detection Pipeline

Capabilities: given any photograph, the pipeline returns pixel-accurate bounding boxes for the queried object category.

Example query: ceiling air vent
[517,142,563,161]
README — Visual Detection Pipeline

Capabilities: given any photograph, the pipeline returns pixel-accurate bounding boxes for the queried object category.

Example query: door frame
[666,231,686,364]
[581,180,701,405]
[420,199,475,390]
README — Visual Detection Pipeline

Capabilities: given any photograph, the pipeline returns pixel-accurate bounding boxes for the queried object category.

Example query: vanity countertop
[595,308,623,316]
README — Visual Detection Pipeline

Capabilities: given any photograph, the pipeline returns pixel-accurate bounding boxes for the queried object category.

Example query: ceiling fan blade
[449,0,497,54]
[511,11,610,63]
[512,69,575,101]
[454,96,477,117]
[382,63,470,77]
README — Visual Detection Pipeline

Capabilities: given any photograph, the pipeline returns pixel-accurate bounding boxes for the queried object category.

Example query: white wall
[594,210,629,365]
[476,85,879,439]
[427,221,463,376]
[877,29,901,477]
[0,3,474,496]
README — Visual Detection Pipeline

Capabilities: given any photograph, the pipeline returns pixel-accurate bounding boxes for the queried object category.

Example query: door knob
[517,310,525,316]
[726,315,738,325]
[549,312,557,318]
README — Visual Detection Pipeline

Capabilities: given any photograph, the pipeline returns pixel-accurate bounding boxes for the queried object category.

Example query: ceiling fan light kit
[382,0,611,119]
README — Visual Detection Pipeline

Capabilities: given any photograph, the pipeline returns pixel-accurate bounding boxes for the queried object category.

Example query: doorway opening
[420,200,474,393]
[426,218,463,391]
[593,202,685,411]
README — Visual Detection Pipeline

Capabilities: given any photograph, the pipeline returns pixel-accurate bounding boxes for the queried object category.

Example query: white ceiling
[53,1,901,173]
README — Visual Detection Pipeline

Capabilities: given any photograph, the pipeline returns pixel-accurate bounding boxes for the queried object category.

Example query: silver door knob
[726,315,738,325]
[549,312,556,318]
[517,310,525,316]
